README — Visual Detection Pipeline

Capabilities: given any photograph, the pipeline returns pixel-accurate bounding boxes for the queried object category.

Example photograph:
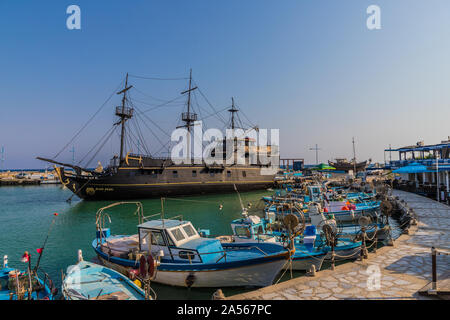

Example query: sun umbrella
[312,163,336,170]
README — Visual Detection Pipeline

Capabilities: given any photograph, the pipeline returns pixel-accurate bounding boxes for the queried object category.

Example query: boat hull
[98,255,286,288]
[289,254,325,271]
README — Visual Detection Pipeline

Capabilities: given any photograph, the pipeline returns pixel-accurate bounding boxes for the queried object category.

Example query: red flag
[53,213,58,216]
[36,248,43,254]
[21,252,30,263]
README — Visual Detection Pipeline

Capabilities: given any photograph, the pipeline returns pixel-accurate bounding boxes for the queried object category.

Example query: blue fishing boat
[215,211,363,271]
[62,258,150,300]
[217,216,326,271]
[92,202,292,288]
[0,255,55,300]
[266,199,380,223]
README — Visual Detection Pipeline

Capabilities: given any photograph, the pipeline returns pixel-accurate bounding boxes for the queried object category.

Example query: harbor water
[0,185,402,300]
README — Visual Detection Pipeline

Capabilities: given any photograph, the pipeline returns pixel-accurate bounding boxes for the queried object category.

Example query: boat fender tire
[147,255,155,278]
[185,273,196,288]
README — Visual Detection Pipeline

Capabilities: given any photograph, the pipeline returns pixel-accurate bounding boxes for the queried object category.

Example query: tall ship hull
[54,159,275,201]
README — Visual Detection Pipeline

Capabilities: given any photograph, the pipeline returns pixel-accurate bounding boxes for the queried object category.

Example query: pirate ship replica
[38,71,277,200]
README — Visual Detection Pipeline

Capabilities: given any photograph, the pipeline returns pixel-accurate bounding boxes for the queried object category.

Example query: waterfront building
[384,138,450,202]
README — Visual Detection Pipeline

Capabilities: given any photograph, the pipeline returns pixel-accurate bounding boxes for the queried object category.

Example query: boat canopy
[392,162,428,173]
[137,219,200,247]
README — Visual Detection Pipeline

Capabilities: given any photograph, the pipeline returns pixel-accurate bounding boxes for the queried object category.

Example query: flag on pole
[36,248,43,254]
[21,251,30,263]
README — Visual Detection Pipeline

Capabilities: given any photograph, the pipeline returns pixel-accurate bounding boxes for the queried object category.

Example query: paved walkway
[227,190,450,300]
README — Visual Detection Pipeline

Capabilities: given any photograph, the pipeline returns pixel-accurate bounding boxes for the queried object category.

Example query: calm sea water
[0,185,402,300]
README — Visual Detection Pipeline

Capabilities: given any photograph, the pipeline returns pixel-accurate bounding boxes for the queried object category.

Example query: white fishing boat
[92,202,292,288]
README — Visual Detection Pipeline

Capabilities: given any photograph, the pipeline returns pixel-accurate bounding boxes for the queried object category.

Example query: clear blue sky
[1,0,449,169]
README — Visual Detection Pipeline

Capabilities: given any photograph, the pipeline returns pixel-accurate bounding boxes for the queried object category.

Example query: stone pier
[227,190,450,300]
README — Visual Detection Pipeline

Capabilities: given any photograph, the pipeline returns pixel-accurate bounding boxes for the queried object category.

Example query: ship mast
[228,97,238,130]
[116,73,133,165]
[180,69,198,161]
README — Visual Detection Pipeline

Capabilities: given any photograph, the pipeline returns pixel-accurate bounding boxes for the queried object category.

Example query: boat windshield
[150,231,166,246]
[182,224,196,237]
[234,226,251,237]
[170,228,185,242]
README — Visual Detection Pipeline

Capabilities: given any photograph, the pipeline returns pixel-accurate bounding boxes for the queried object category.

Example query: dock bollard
[212,289,226,300]
[307,265,316,277]
[331,247,335,271]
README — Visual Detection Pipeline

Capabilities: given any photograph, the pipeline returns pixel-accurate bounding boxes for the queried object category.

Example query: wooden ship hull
[52,156,275,200]
[328,160,367,172]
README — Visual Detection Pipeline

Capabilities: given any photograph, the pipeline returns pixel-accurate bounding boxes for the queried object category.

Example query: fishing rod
[33,212,59,273]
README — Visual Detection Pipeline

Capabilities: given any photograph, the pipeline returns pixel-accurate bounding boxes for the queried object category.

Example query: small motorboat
[62,256,151,300]
[92,202,292,288]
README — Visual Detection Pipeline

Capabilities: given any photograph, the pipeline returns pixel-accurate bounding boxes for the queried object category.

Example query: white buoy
[78,249,83,262]
[3,255,8,268]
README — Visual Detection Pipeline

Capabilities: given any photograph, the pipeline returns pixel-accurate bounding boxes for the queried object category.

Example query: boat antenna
[116,73,134,166]
[352,137,357,174]
[161,197,165,227]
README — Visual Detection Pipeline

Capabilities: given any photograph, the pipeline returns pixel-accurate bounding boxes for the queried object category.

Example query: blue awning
[393,162,428,173]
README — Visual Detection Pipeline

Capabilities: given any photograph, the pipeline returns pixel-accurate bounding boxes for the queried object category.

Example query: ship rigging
[37,71,276,200]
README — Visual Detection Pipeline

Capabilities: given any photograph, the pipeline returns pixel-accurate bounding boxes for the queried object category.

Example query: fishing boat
[328,159,368,172]
[37,72,276,201]
[220,211,362,266]
[265,201,380,224]
[217,215,326,271]
[92,202,292,288]
[62,252,152,300]
[0,255,56,300]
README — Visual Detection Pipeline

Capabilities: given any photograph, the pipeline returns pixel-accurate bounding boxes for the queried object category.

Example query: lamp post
[309,144,321,165]
[436,152,440,202]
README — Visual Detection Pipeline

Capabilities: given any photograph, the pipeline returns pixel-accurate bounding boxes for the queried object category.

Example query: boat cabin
[230,216,277,243]
[307,185,322,202]
[137,219,224,263]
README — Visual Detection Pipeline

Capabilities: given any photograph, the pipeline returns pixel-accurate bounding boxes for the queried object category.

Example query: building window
[192,170,197,177]
[227,170,231,177]
[173,170,178,178]
[242,171,247,177]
